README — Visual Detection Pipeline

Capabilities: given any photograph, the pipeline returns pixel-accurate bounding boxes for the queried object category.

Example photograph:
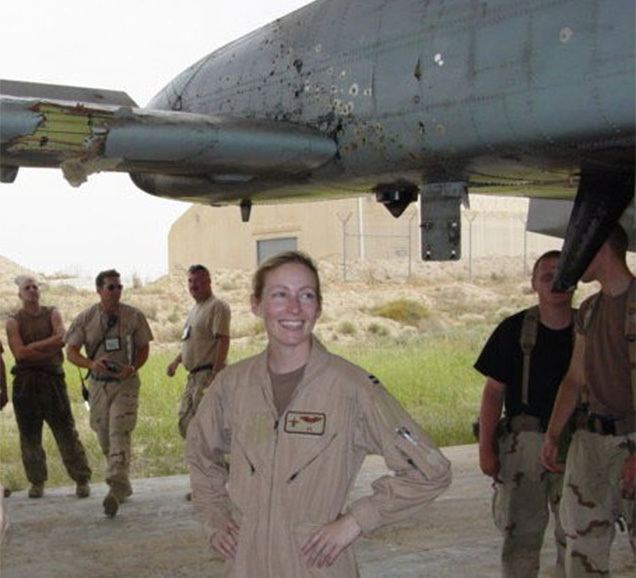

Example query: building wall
[168,198,360,272]
[168,194,562,272]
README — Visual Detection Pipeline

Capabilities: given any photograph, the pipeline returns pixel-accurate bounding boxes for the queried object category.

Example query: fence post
[466,211,477,281]
[518,214,528,275]
[408,210,417,279]
[337,212,353,281]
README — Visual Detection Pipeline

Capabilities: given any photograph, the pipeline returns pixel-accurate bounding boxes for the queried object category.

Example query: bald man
[6,276,91,499]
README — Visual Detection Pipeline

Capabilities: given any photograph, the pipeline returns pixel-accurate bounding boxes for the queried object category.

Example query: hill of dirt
[0,254,614,350]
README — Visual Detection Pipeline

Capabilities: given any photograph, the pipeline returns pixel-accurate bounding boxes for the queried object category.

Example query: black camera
[104,360,120,373]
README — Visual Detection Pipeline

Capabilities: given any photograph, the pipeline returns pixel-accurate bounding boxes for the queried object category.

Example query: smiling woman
[186,250,452,578]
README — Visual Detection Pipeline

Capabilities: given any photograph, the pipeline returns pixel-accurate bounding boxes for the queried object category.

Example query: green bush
[367,322,389,336]
[370,299,429,326]
[337,320,356,335]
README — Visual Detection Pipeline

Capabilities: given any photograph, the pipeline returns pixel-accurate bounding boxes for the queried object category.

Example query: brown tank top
[12,306,63,368]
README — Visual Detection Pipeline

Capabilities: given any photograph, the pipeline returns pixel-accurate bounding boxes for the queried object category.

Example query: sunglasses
[105,284,123,291]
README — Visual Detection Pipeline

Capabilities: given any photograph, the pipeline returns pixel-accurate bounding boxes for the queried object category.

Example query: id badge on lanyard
[105,337,121,352]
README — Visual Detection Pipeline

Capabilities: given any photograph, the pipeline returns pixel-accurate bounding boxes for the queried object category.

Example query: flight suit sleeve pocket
[391,428,450,479]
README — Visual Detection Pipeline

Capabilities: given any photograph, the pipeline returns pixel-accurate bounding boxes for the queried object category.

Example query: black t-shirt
[474,309,574,421]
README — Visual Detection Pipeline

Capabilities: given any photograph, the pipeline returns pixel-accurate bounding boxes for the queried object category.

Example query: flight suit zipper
[266,415,280,578]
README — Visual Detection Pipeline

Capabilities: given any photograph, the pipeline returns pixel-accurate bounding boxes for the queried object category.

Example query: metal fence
[337,208,555,282]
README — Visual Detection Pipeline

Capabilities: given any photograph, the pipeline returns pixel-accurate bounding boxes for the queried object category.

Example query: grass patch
[0,335,484,490]
[370,299,429,326]
[331,333,484,447]
[367,322,389,336]
[336,320,356,336]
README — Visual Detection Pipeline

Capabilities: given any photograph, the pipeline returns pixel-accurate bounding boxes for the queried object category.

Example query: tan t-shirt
[269,365,306,417]
[576,279,634,416]
[65,303,153,378]
[180,295,230,372]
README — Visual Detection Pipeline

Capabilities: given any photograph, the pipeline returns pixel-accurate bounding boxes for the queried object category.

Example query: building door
[257,237,297,264]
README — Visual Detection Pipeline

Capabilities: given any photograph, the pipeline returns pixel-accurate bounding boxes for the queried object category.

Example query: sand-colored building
[167,194,564,273]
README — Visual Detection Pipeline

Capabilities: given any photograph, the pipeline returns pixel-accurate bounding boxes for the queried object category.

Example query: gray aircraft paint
[1,0,633,204]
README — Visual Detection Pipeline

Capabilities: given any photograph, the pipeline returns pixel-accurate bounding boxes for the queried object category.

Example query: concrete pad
[1,444,633,578]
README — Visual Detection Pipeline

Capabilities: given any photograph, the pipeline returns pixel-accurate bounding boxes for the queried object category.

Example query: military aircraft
[1,0,634,289]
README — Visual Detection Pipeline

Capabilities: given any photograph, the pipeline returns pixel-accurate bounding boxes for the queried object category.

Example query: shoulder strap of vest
[579,295,603,409]
[520,306,539,408]
[581,292,601,333]
[626,280,636,411]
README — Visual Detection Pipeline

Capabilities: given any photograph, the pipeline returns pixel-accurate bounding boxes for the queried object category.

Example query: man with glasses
[5,276,91,499]
[66,269,153,518]
[166,265,231,443]
[475,251,576,577]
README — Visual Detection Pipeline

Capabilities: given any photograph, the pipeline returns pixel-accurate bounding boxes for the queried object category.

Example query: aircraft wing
[0,80,337,187]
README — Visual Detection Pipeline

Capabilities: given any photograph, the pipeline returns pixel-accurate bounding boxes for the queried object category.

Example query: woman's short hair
[252,251,322,306]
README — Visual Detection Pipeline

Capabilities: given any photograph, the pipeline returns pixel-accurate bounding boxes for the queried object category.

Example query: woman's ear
[250,294,261,317]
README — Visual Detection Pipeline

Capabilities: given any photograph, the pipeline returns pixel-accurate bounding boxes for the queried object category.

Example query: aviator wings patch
[284,411,326,435]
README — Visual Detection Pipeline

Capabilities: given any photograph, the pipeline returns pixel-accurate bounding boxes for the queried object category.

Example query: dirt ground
[1,444,633,578]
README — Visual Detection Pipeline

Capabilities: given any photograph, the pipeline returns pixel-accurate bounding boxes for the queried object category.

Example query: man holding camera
[5,276,91,499]
[66,269,153,518]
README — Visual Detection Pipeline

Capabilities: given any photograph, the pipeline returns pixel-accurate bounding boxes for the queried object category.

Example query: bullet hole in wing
[560,26,574,43]
[414,58,422,80]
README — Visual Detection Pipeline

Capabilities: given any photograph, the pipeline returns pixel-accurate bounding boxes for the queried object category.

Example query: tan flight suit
[178,294,230,438]
[65,303,153,498]
[187,338,451,578]
[561,281,635,577]
[10,307,91,487]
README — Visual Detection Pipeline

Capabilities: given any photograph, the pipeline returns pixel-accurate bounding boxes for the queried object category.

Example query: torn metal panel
[7,102,113,154]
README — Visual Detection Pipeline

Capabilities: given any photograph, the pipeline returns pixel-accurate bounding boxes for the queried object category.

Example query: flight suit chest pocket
[285,431,339,484]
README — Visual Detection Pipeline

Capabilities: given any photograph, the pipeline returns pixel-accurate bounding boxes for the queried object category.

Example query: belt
[90,375,121,383]
[189,364,214,375]
[11,365,64,377]
[585,413,636,436]
[503,414,547,434]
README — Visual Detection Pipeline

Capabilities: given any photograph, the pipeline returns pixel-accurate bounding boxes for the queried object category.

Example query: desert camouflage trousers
[494,430,566,578]
[87,375,140,499]
[12,368,91,486]
[177,369,213,438]
[561,430,636,577]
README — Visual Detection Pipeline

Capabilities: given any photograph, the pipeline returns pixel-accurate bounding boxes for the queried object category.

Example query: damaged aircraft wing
[0,80,337,189]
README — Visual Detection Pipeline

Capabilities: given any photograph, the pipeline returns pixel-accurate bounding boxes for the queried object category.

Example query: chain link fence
[337,208,557,282]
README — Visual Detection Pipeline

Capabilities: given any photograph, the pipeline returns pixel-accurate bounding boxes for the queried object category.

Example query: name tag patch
[284,411,326,436]
[104,337,121,352]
